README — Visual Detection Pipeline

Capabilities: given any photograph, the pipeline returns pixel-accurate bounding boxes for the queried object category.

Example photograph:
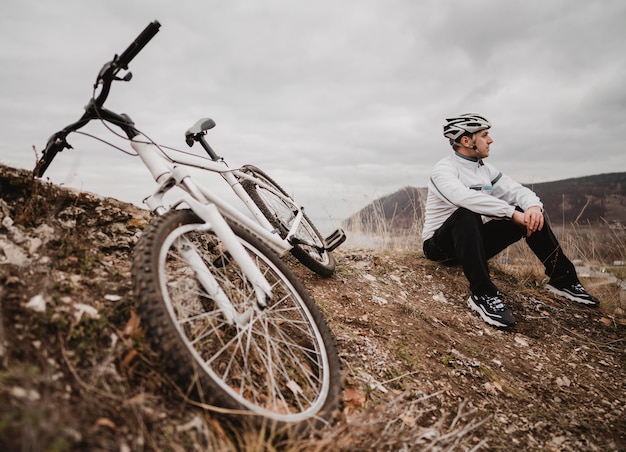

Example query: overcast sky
[1,0,625,231]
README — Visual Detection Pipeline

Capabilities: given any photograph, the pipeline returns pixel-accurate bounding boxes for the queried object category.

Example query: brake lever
[94,56,132,87]
[115,72,133,82]
[47,135,73,153]
[95,59,116,88]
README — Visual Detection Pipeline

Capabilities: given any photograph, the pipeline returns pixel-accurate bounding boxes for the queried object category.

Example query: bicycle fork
[185,198,273,315]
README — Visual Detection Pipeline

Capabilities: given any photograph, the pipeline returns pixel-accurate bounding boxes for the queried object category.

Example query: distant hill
[343,186,427,232]
[527,173,626,226]
[344,173,626,231]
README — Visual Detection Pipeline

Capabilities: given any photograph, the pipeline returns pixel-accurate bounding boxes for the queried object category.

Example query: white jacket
[422,151,543,241]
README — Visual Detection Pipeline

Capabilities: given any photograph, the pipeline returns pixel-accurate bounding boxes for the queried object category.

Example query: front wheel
[240,165,336,277]
[132,209,342,428]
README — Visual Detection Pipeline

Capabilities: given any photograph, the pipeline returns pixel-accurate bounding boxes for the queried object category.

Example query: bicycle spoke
[136,209,340,424]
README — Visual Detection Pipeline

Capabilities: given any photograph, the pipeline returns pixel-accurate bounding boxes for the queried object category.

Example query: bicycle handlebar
[116,21,161,70]
[33,20,161,178]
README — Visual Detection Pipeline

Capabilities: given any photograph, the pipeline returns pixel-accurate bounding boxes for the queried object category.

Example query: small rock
[484,382,498,396]
[514,335,529,347]
[556,376,571,387]
[372,295,388,305]
[27,237,43,255]
[10,386,41,401]
[25,294,46,312]
[0,239,29,266]
[73,303,100,320]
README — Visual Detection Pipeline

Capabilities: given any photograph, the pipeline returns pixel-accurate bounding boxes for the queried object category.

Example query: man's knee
[450,208,483,230]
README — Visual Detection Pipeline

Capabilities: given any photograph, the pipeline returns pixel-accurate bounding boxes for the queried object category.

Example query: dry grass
[343,196,423,251]
[343,205,626,321]
[2,165,625,450]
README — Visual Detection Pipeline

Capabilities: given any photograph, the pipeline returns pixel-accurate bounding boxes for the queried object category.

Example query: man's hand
[512,206,544,237]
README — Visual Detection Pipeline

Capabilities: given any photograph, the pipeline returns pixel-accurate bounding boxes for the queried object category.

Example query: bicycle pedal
[324,228,347,252]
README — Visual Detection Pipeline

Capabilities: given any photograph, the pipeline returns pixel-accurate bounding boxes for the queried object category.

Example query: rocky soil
[1,163,625,451]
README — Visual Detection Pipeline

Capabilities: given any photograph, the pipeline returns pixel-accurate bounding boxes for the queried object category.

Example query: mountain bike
[33,21,342,428]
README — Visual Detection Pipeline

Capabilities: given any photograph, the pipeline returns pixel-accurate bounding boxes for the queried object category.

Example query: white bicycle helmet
[443,113,491,143]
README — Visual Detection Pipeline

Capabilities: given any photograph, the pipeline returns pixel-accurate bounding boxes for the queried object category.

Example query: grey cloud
[1,0,625,222]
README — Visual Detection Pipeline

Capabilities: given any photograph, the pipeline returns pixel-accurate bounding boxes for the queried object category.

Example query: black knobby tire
[132,209,342,427]
[240,165,336,277]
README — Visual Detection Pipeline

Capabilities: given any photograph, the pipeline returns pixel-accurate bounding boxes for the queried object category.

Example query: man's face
[474,129,493,159]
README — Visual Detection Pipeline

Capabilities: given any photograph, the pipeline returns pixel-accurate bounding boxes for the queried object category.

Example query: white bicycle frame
[131,136,308,314]
[214,163,310,247]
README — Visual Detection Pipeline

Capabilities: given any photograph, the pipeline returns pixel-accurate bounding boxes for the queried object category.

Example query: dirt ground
[1,163,625,451]
[294,250,626,450]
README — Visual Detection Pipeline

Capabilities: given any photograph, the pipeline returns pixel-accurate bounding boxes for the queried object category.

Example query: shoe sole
[545,284,599,307]
[467,297,515,328]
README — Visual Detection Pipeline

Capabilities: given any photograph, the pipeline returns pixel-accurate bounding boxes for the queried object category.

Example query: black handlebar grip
[116,20,161,69]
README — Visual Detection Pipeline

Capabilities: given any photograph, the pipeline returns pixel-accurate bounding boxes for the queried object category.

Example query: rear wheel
[132,209,342,427]
[240,165,336,277]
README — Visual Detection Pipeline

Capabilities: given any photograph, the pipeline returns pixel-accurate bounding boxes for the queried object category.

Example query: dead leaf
[343,387,366,409]
[399,413,417,428]
[271,399,291,415]
[94,418,116,431]
[123,311,141,338]
[121,349,138,370]
[124,393,147,407]
[127,218,148,228]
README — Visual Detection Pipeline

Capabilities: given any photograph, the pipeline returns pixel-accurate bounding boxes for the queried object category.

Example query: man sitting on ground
[422,113,599,329]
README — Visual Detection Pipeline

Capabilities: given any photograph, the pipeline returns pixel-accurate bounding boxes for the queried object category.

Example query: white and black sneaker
[546,281,599,307]
[467,292,517,328]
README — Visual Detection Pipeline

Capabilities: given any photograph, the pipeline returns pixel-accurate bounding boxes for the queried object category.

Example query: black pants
[423,208,577,296]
